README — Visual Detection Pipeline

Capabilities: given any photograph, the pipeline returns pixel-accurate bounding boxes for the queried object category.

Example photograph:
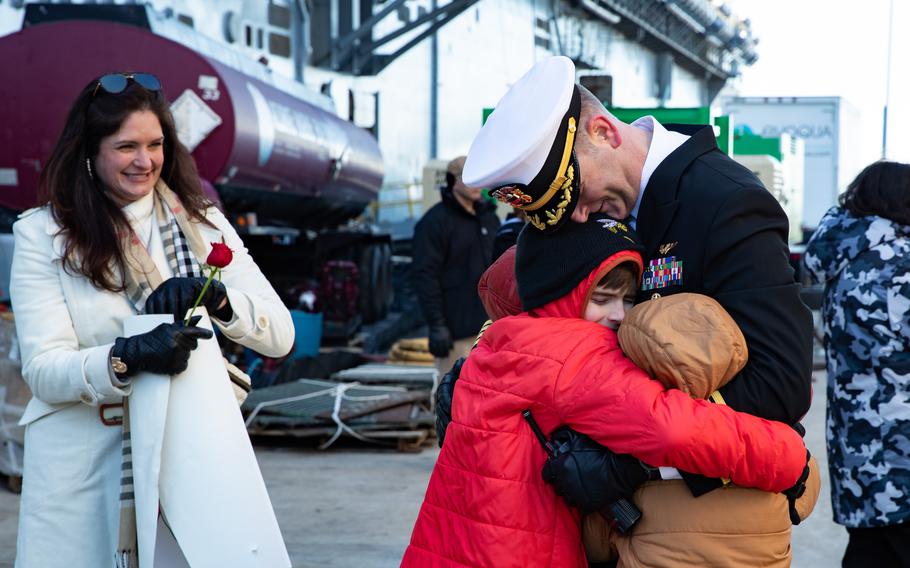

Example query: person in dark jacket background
[803,161,910,568]
[412,156,500,372]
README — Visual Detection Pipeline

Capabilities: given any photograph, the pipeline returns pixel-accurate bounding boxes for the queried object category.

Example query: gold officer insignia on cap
[492,187,533,207]
[658,241,678,255]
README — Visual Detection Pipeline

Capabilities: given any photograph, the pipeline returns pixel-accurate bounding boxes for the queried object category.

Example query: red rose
[183,242,234,325]
[207,242,233,268]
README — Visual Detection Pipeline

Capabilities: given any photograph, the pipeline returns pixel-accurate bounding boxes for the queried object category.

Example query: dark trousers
[843,523,910,568]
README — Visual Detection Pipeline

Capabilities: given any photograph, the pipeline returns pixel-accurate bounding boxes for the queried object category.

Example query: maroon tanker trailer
[0,5,395,330]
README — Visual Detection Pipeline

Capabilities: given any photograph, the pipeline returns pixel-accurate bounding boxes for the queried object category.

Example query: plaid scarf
[116,182,206,568]
[121,184,205,311]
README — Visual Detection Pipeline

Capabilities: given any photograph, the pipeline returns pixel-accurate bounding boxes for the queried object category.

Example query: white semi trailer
[722,96,863,237]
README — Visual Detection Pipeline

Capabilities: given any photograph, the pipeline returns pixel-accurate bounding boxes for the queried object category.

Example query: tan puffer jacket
[582,293,821,568]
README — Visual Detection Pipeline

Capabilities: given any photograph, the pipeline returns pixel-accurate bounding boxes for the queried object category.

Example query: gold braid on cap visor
[524,116,577,230]
[491,116,578,228]
[492,116,578,213]
[527,163,574,230]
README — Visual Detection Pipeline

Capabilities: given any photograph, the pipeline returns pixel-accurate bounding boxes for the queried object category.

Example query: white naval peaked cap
[463,56,575,188]
[463,56,582,233]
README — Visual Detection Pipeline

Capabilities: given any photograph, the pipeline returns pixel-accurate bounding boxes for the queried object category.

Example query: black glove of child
[112,317,213,378]
[144,276,231,322]
[428,325,453,358]
[783,449,812,525]
[435,356,465,448]
[541,427,659,515]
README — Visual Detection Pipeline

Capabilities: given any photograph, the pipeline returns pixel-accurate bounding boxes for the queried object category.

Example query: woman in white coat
[11,73,294,567]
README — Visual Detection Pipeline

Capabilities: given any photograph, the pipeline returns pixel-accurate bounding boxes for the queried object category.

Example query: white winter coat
[11,205,294,567]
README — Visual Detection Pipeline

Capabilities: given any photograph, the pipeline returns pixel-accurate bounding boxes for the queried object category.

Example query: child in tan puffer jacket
[581,292,821,567]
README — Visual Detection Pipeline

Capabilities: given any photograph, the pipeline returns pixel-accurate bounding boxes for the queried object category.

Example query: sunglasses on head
[92,73,162,97]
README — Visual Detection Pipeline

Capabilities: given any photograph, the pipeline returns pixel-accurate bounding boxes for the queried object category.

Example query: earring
[86,158,94,179]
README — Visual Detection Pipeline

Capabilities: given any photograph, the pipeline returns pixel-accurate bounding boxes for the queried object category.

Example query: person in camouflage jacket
[803,160,910,567]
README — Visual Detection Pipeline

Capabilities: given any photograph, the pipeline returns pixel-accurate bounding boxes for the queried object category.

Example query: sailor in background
[491,207,527,262]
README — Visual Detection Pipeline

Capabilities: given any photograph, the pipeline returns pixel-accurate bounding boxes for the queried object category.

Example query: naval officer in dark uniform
[462,56,813,428]
[457,55,815,563]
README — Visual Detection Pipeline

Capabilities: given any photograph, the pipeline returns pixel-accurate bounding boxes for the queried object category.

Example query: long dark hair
[38,75,211,292]
[839,161,910,226]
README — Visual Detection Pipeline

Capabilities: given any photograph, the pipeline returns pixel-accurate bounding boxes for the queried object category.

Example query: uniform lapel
[636,125,717,255]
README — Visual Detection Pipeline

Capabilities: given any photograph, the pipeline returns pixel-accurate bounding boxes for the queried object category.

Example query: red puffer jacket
[401,251,806,568]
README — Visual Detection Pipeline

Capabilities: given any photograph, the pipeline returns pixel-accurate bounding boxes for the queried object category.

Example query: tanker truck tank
[0,13,384,231]
[0,6,395,330]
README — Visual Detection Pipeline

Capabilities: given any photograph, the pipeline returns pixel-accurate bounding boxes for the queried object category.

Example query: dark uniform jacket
[634,124,814,425]
[412,190,500,340]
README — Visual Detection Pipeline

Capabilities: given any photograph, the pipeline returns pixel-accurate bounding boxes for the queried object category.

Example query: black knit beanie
[515,214,645,311]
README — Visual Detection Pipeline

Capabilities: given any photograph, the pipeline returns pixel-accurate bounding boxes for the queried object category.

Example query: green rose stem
[184,267,221,326]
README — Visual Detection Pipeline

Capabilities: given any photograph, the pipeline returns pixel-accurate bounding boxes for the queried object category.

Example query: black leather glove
[144,276,231,322]
[435,356,465,448]
[428,325,453,358]
[783,449,811,525]
[541,427,658,515]
[112,317,214,377]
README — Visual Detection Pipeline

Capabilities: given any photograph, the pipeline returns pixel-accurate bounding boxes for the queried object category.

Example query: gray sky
[727,0,908,167]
